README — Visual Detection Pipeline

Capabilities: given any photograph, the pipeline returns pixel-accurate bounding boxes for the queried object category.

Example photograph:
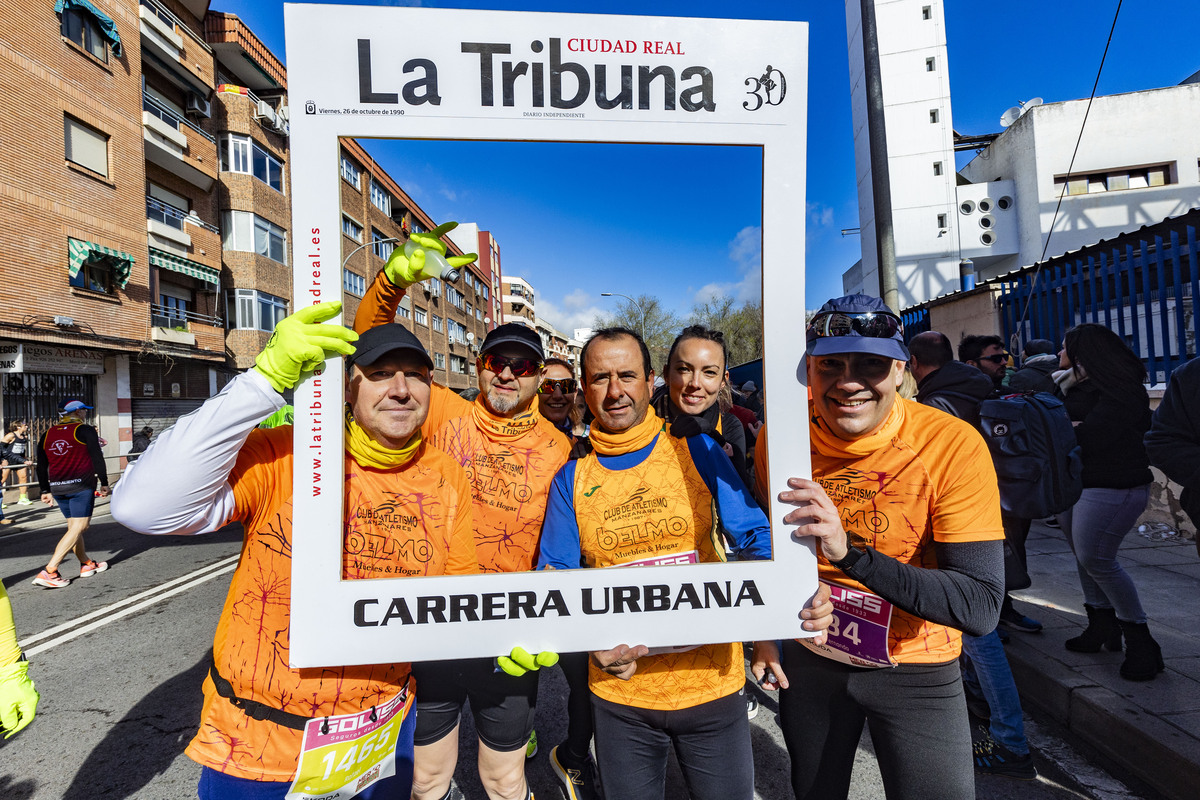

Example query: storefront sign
[0,341,105,375]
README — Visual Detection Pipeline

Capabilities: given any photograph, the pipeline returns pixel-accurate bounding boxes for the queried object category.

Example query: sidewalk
[1004,520,1200,800]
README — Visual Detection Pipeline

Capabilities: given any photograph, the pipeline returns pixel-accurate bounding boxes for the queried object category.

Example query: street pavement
[1003,520,1200,800]
[0,499,1174,799]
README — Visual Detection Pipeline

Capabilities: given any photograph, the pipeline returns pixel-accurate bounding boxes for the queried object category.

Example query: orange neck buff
[344,408,421,469]
[809,396,905,458]
[590,408,665,456]
[470,396,539,443]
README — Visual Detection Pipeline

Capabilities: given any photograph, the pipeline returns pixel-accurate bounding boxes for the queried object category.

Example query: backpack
[978,392,1083,519]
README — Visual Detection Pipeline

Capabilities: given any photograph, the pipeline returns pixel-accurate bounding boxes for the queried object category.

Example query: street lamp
[600,292,646,341]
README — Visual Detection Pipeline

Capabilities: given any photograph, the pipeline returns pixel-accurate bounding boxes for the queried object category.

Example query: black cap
[348,323,433,369]
[480,322,544,360]
[1022,338,1056,357]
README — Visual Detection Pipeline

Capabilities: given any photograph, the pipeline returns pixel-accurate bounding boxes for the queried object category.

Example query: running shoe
[525,729,538,759]
[999,606,1043,633]
[16,497,32,506]
[79,560,109,578]
[746,695,759,719]
[0,519,13,526]
[549,745,600,800]
[33,570,70,589]
[973,736,1037,780]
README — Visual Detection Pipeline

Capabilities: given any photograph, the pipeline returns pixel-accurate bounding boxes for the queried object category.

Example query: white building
[843,0,1200,308]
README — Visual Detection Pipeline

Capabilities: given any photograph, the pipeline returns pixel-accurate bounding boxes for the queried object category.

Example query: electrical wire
[1014,0,1124,343]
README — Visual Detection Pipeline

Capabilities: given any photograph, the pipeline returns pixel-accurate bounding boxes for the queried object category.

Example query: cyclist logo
[743,65,787,111]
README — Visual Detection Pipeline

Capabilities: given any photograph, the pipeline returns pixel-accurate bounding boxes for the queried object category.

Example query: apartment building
[0,0,227,466]
[447,221,502,336]
[502,276,536,328]
[337,139,492,392]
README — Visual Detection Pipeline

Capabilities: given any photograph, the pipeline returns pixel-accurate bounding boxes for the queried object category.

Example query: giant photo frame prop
[285,3,814,667]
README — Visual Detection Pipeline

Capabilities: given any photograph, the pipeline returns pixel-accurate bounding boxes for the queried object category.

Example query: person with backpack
[1053,324,1162,681]
[1008,340,1060,395]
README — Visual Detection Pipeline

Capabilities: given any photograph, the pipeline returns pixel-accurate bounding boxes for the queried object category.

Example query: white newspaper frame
[285,3,814,667]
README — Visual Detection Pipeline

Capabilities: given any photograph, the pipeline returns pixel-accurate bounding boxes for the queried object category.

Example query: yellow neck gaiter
[471,396,539,443]
[590,408,665,456]
[344,408,421,469]
[809,395,905,458]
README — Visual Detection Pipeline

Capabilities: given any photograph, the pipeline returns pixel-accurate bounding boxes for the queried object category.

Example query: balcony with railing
[150,303,224,351]
[146,195,218,247]
[142,93,216,190]
[139,0,215,94]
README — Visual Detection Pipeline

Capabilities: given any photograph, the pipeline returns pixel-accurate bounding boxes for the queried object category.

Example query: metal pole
[861,0,899,313]
[600,292,645,340]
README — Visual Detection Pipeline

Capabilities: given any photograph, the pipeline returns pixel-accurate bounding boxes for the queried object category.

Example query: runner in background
[32,400,110,589]
[2,421,34,505]
[113,306,477,799]
[759,294,1004,800]
[353,225,568,800]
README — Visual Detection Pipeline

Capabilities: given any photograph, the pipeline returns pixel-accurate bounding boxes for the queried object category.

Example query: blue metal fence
[993,209,1198,385]
[901,307,930,343]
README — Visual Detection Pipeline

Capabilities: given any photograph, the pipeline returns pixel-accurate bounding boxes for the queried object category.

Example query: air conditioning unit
[254,100,276,124]
[186,93,211,119]
[276,104,290,122]
[271,116,288,135]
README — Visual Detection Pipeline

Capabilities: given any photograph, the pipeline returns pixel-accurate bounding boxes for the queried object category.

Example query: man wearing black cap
[113,303,477,799]
[760,294,1006,799]
[1008,339,1060,395]
[32,398,110,589]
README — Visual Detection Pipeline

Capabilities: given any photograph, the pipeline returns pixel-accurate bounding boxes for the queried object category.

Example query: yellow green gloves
[0,661,38,738]
[383,221,479,289]
[253,302,359,393]
[497,647,559,677]
[0,585,36,738]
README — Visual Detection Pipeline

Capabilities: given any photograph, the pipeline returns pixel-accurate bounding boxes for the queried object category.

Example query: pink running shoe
[33,570,70,589]
[79,560,109,578]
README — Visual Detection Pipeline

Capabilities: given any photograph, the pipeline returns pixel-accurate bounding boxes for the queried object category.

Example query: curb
[1006,636,1200,800]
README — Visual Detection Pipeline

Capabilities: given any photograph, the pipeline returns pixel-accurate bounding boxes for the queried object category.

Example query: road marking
[19,554,240,656]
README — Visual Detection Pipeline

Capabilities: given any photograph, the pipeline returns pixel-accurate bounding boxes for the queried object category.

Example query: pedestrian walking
[31,399,109,589]
[2,421,34,505]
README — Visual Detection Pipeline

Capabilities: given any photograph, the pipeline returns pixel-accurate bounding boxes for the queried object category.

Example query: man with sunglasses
[760,294,1005,800]
[538,326,833,800]
[959,334,1010,391]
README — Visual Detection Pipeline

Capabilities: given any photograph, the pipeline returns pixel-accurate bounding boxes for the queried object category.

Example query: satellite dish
[1000,97,1043,128]
[466,332,475,342]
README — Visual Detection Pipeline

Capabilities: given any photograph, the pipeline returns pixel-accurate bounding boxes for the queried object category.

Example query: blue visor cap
[805,294,910,362]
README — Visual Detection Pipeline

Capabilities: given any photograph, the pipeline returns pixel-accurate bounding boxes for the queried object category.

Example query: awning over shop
[149,248,220,285]
[68,237,134,289]
[55,0,124,57]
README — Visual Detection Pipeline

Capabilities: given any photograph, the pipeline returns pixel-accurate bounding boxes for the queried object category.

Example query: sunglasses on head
[478,353,543,377]
[807,311,904,340]
[978,354,1009,364]
[538,378,577,395]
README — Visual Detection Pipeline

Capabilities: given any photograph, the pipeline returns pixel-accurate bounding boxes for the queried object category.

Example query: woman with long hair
[1053,323,1162,681]
[2,421,33,506]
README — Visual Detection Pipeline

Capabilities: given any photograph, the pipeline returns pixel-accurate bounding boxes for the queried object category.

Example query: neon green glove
[496,646,559,677]
[0,660,38,738]
[383,221,479,288]
[253,302,359,393]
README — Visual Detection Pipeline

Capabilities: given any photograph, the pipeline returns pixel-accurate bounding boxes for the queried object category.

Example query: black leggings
[558,651,594,760]
[779,640,973,800]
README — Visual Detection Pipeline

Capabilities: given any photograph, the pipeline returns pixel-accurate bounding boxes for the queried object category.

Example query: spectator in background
[1054,324,1161,681]
[1008,340,1060,395]
[960,334,1009,392]
[740,380,763,419]
[909,331,993,426]
[1145,356,1200,555]
[2,421,34,506]
[128,426,153,461]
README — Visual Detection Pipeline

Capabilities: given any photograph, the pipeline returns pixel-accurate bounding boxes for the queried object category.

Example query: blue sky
[213,0,1200,332]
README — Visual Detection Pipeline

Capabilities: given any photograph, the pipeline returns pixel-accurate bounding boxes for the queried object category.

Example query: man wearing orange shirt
[353,229,570,800]
[113,306,478,800]
[539,327,831,800]
[760,294,1005,800]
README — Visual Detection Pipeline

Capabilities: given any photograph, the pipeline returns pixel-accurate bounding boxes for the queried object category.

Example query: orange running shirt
[429,403,570,574]
[185,427,477,781]
[570,434,743,711]
[811,397,1003,663]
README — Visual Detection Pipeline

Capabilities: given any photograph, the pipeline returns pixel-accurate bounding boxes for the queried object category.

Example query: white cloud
[807,202,834,228]
[538,292,607,337]
[692,226,762,305]
[439,188,458,202]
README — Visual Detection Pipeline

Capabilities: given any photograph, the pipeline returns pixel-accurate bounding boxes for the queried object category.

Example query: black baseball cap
[348,323,433,370]
[480,322,544,360]
[806,294,910,362]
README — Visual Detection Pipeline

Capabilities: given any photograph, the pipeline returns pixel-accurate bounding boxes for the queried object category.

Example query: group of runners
[103,222,1008,800]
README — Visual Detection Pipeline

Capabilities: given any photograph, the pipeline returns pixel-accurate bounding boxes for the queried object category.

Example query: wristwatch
[832,546,866,572]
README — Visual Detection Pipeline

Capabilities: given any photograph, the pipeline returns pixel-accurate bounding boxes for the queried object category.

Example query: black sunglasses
[978,354,1009,364]
[538,378,577,395]
[807,311,903,340]
[478,353,543,377]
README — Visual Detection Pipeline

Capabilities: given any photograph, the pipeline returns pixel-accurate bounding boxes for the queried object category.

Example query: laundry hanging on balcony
[55,0,124,57]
